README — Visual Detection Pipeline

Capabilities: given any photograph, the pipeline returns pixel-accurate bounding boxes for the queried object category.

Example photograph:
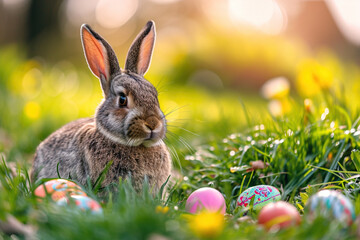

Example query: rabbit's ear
[81,24,120,96]
[125,21,156,76]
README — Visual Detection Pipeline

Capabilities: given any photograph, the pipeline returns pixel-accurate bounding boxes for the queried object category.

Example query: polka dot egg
[57,195,103,214]
[34,179,87,201]
[305,189,355,226]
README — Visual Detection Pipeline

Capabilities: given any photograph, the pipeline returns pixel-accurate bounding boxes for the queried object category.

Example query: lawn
[1,40,360,240]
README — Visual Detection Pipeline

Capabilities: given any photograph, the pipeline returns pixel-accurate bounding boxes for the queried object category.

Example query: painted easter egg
[57,195,103,214]
[237,185,281,211]
[305,189,355,226]
[34,179,87,201]
[258,201,301,230]
[185,187,226,214]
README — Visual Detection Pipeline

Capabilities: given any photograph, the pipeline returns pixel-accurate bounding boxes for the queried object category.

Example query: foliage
[1,31,360,238]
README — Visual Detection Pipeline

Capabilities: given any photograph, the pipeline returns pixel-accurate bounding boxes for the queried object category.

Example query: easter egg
[237,185,281,211]
[305,190,355,226]
[57,195,103,214]
[258,201,301,230]
[34,179,87,201]
[185,187,226,214]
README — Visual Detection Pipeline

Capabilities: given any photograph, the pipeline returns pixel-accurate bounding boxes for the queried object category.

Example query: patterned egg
[237,185,281,211]
[185,187,226,214]
[258,201,301,230]
[57,195,103,214]
[34,179,87,201]
[305,190,355,226]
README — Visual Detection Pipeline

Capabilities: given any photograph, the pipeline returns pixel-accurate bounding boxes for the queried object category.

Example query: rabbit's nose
[144,116,160,131]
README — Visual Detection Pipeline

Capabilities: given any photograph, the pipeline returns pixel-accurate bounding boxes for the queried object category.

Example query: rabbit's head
[81,21,166,147]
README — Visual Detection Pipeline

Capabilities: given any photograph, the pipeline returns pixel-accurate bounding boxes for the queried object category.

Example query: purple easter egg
[185,187,226,214]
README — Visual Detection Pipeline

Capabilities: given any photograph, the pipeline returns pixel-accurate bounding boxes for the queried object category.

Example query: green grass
[1,45,360,239]
[1,97,360,239]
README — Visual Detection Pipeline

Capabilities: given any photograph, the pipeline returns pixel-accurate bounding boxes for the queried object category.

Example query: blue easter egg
[306,190,355,226]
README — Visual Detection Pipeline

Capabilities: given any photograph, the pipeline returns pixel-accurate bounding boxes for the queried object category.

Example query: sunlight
[149,0,181,4]
[228,0,286,34]
[326,0,360,46]
[96,0,138,29]
[63,0,98,26]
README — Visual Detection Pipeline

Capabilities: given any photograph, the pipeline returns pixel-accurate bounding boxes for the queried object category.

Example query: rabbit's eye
[119,93,127,107]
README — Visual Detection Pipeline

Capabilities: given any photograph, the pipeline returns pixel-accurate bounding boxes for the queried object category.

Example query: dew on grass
[185,156,195,161]
[274,139,284,145]
[286,129,293,136]
[321,108,329,120]
[229,134,237,140]
[258,140,267,145]
[254,124,265,131]
[230,166,241,173]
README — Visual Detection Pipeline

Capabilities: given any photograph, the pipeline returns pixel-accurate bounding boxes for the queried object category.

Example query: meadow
[1,22,360,239]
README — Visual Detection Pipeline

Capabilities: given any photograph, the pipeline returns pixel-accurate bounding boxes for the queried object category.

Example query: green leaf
[350,149,360,172]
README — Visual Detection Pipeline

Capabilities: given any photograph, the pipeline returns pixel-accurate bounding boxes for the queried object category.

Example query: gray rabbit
[31,21,172,192]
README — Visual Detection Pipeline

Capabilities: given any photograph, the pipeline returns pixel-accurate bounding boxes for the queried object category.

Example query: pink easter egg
[185,187,226,214]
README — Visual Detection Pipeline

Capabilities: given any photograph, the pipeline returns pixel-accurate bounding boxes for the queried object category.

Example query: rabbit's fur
[31,21,171,192]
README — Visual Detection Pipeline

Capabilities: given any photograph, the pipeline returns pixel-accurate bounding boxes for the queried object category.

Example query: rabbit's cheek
[113,108,128,119]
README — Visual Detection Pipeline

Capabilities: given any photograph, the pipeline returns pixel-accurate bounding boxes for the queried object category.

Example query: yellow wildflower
[155,205,169,214]
[304,98,314,113]
[261,77,290,100]
[188,210,224,238]
[296,59,334,97]
[24,101,41,120]
[268,98,291,117]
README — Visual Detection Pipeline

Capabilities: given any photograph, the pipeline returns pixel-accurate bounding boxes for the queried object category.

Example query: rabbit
[31,21,172,193]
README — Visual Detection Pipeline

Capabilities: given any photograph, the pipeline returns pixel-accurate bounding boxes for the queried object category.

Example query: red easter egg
[34,179,87,201]
[258,201,301,230]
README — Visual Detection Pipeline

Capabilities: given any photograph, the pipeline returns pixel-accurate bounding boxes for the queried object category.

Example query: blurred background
[1,0,360,165]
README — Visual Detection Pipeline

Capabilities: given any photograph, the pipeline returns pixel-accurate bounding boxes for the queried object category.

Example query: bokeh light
[95,0,138,29]
[326,0,360,46]
[228,0,287,34]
